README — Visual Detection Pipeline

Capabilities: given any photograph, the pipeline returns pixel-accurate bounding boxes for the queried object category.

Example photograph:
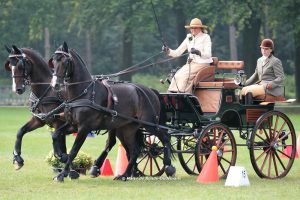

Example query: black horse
[49,42,175,182]
[4,45,75,171]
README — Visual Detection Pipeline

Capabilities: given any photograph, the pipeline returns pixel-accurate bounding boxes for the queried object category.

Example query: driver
[162,18,213,93]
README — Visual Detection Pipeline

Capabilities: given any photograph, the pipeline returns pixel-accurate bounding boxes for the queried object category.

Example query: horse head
[4,45,31,94]
[49,42,74,91]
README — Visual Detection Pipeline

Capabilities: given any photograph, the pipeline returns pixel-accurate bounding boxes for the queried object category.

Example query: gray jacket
[245,55,285,96]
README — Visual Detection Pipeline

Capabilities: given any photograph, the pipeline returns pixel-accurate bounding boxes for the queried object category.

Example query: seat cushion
[255,94,285,102]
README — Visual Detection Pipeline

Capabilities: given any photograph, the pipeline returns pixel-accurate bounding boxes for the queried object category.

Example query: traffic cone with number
[196,146,219,183]
[114,144,128,176]
[100,159,114,176]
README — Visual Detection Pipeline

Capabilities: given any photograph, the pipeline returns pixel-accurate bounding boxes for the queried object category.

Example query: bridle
[51,50,74,84]
[8,53,31,86]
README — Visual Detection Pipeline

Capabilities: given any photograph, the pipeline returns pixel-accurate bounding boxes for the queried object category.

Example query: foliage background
[1,0,299,93]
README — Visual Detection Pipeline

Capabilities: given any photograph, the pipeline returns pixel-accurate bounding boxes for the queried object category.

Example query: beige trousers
[240,84,265,97]
[168,63,209,93]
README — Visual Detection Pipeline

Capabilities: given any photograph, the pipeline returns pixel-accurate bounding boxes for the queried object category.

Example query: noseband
[9,53,30,86]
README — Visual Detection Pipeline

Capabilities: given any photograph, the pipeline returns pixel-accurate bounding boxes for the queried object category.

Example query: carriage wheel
[177,135,199,175]
[135,134,165,176]
[195,123,237,178]
[249,111,296,179]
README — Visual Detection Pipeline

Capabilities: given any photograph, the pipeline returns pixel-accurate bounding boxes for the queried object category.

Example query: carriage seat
[193,57,219,84]
[193,60,244,113]
[255,94,286,102]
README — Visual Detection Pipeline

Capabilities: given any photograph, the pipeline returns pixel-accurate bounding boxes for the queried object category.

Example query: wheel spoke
[260,149,270,172]
[255,132,270,145]
[268,150,272,177]
[216,130,224,147]
[255,147,271,162]
[219,160,226,174]
[220,156,232,165]
[142,157,150,174]
[274,150,287,170]
[153,157,162,173]
[137,153,149,165]
[272,151,279,177]
[185,153,195,165]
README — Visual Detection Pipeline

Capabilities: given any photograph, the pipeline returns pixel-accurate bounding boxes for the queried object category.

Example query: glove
[190,48,201,56]
[162,45,169,54]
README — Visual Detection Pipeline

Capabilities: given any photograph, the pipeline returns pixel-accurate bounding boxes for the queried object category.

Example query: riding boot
[245,92,253,105]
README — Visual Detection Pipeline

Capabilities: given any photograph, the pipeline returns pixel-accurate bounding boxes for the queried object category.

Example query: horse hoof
[53,174,64,182]
[13,155,24,170]
[13,162,24,170]
[165,165,176,177]
[113,175,127,181]
[69,170,80,179]
[90,165,100,178]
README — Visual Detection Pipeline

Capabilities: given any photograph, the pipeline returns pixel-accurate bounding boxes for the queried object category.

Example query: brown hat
[260,39,274,49]
[185,18,208,29]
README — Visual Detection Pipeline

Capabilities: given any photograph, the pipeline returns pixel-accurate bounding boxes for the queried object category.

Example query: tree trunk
[44,27,50,61]
[229,24,238,60]
[242,13,261,76]
[294,31,300,102]
[121,25,133,81]
[174,2,186,66]
[85,30,92,72]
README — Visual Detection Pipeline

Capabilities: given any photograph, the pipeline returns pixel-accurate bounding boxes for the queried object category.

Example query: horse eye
[10,59,18,66]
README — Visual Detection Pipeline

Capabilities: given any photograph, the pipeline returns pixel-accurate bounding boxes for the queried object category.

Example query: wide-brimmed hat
[260,38,274,49]
[185,18,208,29]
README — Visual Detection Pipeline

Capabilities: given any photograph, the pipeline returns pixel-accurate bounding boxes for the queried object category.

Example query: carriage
[136,59,296,179]
[5,43,296,182]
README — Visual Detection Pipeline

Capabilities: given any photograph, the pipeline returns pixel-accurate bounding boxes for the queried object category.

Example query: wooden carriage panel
[194,89,221,113]
[246,109,268,123]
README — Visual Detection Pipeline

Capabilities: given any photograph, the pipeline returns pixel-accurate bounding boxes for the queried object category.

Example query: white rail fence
[0,86,30,106]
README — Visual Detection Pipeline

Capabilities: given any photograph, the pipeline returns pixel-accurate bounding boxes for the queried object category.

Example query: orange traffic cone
[114,144,128,176]
[281,146,299,158]
[196,146,219,184]
[100,159,114,176]
[297,135,300,156]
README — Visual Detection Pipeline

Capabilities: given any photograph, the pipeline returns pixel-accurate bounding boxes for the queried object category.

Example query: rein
[95,52,189,79]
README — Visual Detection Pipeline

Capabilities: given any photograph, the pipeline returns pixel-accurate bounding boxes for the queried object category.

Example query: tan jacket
[245,55,285,96]
[168,32,213,64]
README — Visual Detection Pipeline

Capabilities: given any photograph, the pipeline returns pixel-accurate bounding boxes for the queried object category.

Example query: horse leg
[13,117,44,170]
[155,129,176,177]
[53,127,89,182]
[114,125,142,181]
[90,129,116,178]
[52,122,70,163]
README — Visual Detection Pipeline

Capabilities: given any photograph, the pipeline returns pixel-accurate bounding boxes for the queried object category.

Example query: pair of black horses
[4,42,175,182]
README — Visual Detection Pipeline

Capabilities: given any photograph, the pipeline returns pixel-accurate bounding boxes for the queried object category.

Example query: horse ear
[4,60,11,71]
[12,45,22,54]
[48,58,54,68]
[63,41,69,53]
[4,45,11,53]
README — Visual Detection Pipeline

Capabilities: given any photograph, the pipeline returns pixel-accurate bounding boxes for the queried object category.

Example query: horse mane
[21,48,52,74]
[70,49,87,66]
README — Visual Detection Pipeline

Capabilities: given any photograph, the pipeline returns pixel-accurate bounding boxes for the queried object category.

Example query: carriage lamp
[234,70,247,86]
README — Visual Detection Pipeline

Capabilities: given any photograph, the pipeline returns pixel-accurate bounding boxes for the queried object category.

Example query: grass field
[0,107,300,200]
